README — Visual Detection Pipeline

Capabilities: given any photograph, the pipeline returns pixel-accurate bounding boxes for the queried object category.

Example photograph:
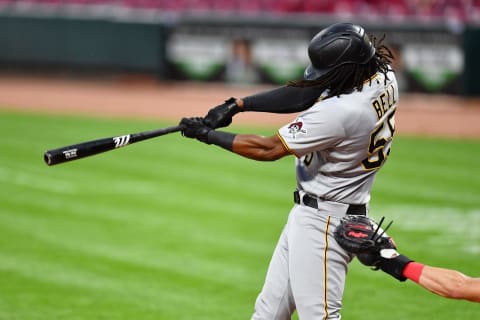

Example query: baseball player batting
[181,22,399,319]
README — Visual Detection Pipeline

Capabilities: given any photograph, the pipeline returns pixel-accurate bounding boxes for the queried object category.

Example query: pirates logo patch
[288,121,307,138]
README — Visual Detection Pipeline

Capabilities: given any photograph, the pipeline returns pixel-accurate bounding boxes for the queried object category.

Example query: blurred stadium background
[0,0,480,95]
[0,1,479,320]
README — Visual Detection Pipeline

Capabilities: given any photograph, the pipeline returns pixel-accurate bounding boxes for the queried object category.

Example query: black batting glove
[179,117,211,144]
[203,97,242,129]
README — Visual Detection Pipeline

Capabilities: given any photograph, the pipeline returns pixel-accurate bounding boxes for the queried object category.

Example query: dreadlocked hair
[288,34,395,99]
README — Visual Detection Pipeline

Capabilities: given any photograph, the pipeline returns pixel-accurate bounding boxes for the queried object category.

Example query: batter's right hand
[203,97,242,129]
[180,117,211,144]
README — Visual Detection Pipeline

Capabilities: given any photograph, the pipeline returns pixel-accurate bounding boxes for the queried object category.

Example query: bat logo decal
[62,149,78,159]
[113,135,131,148]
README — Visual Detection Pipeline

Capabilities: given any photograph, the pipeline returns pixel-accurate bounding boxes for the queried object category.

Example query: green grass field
[0,110,479,319]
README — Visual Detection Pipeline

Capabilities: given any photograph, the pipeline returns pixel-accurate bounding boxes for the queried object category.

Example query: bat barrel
[43,136,117,166]
[43,146,84,166]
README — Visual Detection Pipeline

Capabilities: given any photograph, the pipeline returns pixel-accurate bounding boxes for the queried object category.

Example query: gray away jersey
[278,70,399,204]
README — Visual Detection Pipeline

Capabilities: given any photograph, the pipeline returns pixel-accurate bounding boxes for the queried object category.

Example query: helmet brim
[303,64,330,81]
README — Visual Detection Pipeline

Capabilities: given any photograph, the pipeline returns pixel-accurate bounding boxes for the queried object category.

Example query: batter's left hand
[203,97,241,129]
[179,117,211,144]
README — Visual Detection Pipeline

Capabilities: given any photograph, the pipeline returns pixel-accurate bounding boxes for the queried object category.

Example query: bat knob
[44,152,53,166]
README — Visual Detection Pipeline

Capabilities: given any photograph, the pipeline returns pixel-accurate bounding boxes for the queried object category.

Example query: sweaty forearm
[242,85,322,113]
[206,131,287,161]
[231,134,290,161]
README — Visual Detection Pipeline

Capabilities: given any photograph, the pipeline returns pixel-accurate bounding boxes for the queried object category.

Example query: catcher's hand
[333,215,394,255]
[203,97,242,129]
[334,215,411,282]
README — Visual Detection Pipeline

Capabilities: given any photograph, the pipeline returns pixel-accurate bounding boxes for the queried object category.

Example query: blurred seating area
[1,0,479,24]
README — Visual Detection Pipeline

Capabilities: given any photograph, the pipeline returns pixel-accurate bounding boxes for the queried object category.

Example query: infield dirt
[0,74,479,139]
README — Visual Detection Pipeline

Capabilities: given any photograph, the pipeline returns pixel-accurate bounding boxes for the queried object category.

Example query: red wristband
[402,262,425,283]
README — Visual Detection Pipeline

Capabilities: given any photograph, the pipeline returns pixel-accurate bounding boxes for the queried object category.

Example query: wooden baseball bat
[44,125,182,166]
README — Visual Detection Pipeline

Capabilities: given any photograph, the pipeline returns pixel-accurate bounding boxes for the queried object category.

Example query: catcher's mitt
[333,215,394,255]
[334,215,410,281]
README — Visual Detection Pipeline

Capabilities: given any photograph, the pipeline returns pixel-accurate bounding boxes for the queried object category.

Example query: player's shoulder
[302,96,357,128]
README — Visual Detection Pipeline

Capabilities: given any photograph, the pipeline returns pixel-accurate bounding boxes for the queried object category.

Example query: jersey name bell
[278,70,399,204]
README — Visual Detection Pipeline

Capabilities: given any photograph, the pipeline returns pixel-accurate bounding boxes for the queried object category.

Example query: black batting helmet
[304,22,376,80]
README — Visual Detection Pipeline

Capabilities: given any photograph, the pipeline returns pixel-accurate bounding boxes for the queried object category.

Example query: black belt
[293,190,366,215]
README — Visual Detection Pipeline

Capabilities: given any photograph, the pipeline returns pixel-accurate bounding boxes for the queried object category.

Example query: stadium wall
[0,8,478,96]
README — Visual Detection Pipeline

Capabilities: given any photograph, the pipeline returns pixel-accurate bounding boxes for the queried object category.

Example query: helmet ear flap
[304,22,375,80]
